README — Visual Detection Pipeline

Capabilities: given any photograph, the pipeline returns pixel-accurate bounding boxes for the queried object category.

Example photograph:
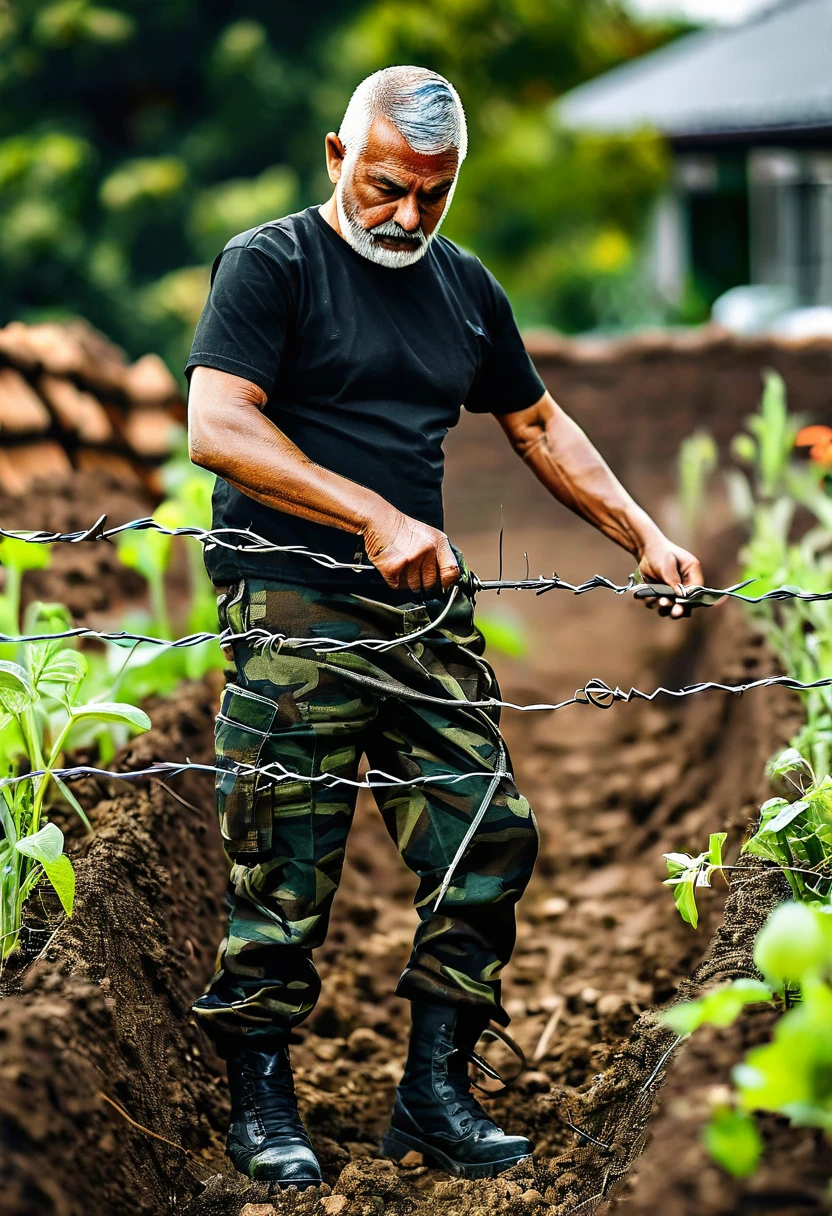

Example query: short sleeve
[185,245,293,398]
[464,270,545,416]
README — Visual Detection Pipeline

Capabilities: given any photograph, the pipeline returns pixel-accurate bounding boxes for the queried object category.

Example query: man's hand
[363,507,459,594]
[638,535,705,619]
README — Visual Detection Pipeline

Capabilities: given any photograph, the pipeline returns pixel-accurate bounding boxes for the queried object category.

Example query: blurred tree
[0,0,689,371]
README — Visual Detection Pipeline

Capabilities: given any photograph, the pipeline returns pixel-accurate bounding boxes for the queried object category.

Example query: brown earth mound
[0,468,826,1216]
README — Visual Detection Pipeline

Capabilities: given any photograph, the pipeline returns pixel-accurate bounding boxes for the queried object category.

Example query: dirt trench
[0,469,828,1216]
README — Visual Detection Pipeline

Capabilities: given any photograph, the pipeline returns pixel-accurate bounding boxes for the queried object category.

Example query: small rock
[597,992,632,1017]
[320,1197,348,1215]
[541,896,568,918]
[310,1036,346,1062]
[398,1150,424,1168]
[346,1026,383,1060]
[521,1189,547,1207]
[580,986,601,1006]
[522,1070,551,1093]
[240,1206,277,1216]
[433,1179,465,1200]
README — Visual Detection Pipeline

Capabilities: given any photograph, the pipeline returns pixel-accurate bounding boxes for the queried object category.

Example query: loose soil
[0,456,828,1216]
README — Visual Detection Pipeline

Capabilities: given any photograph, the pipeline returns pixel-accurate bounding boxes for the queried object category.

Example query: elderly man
[187,65,702,1189]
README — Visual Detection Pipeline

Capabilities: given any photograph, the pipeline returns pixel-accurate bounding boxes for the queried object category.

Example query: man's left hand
[638,536,705,619]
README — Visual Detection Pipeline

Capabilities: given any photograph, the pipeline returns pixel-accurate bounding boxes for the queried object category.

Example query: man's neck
[319,195,343,239]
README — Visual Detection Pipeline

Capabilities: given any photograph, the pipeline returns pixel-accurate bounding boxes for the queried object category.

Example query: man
[186,65,702,1189]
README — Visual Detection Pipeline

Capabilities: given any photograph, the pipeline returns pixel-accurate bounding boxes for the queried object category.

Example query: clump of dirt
[0,470,823,1216]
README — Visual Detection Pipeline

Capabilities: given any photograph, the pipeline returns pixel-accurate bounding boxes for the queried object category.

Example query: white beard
[336,169,457,269]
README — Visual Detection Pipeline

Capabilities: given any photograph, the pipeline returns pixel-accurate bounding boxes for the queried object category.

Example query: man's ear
[325,133,346,184]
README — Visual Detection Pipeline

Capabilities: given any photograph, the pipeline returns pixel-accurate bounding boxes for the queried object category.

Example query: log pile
[0,319,184,497]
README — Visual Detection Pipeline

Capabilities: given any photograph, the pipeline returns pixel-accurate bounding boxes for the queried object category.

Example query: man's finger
[437,538,460,590]
[421,552,439,593]
[679,555,705,589]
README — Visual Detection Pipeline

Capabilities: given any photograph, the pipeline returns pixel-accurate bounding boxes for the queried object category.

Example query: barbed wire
[0,585,463,655]
[4,507,830,919]
[1,513,831,604]
[3,672,830,805]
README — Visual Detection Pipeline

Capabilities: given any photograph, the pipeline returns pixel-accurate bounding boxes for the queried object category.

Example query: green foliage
[753,898,831,990]
[0,605,150,959]
[676,430,718,540]
[702,1107,763,1179]
[665,902,832,1173]
[661,978,772,1036]
[723,375,832,779]
[665,375,832,1177]
[0,0,689,367]
[109,433,224,700]
[476,608,529,659]
[662,832,726,928]
[742,755,832,904]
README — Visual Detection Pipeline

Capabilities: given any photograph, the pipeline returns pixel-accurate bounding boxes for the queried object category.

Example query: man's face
[329,116,459,269]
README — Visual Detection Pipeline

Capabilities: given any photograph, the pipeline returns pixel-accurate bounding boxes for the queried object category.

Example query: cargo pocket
[214,682,279,855]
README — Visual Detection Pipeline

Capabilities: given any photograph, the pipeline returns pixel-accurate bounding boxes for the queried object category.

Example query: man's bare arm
[498,391,704,618]
[187,366,458,593]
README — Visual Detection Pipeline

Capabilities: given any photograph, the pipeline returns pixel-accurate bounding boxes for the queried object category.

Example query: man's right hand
[363,508,459,594]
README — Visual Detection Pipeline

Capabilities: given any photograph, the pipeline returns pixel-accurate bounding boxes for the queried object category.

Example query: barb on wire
[0,585,461,657]
[3,670,830,799]
[0,517,374,572]
[4,513,832,604]
[0,758,501,794]
[475,571,832,605]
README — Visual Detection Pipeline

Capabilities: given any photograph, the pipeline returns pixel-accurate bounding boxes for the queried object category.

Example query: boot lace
[441,1025,527,1136]
[241,1061,307,1142]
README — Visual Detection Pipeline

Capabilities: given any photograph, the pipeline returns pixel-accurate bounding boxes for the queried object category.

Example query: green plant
[676,430,718,540]
[0,604,150,959]
[663,832,727,929]
[742,749,832,904]
[110,435,224,701]
[662,372,832,1179]
[661,901,832,1174]
[0,537,51,659]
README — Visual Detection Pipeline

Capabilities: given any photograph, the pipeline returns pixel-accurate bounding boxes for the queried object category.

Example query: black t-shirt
[185,205,544,591]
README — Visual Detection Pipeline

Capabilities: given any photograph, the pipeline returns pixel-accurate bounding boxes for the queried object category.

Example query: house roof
[558,0,832,141]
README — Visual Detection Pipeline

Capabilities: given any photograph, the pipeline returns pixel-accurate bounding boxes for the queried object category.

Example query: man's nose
[394,193,421,233]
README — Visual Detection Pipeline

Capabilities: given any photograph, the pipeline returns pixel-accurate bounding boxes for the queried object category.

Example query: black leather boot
[381,1000,533,1179]
[225,1043,322,1187]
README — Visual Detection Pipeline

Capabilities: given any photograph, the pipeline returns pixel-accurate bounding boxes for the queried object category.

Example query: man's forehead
[358,115,459,183]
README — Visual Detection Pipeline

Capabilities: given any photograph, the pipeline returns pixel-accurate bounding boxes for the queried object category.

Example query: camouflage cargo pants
[192,560,539,1047]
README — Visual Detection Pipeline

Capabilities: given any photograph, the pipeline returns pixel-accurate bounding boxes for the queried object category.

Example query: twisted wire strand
[3,671,829,799]
[1,514,831,603]
[0,584,461,656]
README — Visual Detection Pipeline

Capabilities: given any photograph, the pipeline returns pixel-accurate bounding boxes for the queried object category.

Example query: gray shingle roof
[558,0,832,139]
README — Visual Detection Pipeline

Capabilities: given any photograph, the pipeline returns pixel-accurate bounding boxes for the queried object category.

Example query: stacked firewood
[0,319,185,497]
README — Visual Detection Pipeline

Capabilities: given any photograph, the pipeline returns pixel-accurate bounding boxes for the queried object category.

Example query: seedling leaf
[661,979,773,1035]
[673,875,699,928]
[0,660,35,711]
[767,748,813,779]
[69,701,151,731]
[15,820,65,864]
[761,800,809,835]
[703,1108,762,1178]
[41,854,74,916]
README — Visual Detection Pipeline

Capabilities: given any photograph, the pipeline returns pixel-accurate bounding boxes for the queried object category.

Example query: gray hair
[338,66,467,163]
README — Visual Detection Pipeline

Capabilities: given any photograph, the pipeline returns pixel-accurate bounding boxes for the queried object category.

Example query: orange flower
[795,425,832,466]
[796,424,832,448]
[810,440,832,467]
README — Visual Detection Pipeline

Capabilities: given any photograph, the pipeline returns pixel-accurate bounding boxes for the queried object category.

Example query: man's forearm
[187,366,459,592]
[500,394,662,560]
[188,367,392,540]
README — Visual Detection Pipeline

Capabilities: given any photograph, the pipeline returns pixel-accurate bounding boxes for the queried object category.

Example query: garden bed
[0,468,826,1216]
